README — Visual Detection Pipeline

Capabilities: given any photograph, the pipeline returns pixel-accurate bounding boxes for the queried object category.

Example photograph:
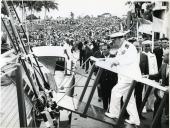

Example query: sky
[20,0,128,19]
[55,0,127,17]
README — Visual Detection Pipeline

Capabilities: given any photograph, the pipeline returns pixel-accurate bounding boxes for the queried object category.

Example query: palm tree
[21,1,42,42]
[1,1,21,16]
[24,1,43,21]
[43,1,58,19]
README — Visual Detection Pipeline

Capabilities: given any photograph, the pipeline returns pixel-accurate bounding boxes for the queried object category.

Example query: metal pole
[3,0,50,90]
[139,86,152,115]
[20,58,39,98]
[137,19,139,42]
[1,18,19,53]
[2,0,27,54]
[151,94,168,128]
[2,15,39,98]
[15,64,27,127]
[79,64,95,102]
[151,31,154,52]
[11,1,28,41]
[82,68,103,115]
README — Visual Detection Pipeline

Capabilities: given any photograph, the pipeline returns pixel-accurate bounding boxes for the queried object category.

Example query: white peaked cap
[109,30,130,39]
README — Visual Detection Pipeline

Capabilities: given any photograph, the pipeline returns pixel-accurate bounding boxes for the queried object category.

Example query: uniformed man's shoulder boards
[121,50,126,55]
[125,44,129,49]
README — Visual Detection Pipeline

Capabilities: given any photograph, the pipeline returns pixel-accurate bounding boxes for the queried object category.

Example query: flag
[138,18,152,35]
[152,16,163,33]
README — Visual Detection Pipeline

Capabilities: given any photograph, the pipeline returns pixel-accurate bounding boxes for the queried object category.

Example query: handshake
[89,56,105,62]
[142,75,149,78]
[90,56,119,68]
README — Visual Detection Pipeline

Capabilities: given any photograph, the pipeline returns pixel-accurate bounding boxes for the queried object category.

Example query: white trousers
[109,82,140,125]
[66,59,72,75]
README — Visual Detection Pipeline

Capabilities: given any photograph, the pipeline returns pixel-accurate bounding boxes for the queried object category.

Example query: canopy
[32,46,66,74]
[32,46,65,57]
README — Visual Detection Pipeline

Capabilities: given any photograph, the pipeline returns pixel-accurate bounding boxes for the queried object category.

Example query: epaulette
[125,44,129,49]
[121,50,126,55]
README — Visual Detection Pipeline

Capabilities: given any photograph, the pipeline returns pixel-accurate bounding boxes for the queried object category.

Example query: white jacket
[115,41,142,84]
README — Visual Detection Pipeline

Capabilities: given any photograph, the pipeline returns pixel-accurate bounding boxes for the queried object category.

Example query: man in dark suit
[134,41,149,119]
[84,41,93,73]
[78,41,84,66]
[98,44,118,110]
[149,50,169,128]
[93,43,105,102]
[153,40,163,70]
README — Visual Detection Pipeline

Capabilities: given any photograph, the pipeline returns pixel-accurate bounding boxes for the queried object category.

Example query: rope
[1,69,16,85]
[57,63,95,80]
[0,67,17,78]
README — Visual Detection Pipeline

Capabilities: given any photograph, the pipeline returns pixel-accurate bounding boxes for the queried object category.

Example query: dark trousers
[134,82,144,116]
[85,59,93,72]
[101,85,111,110]
[79,50,84,66]
[97,84,102,99]
[101,82,115,111]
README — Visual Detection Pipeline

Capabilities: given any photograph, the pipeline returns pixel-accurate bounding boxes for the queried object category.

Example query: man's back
[78,42,83,50]
[153,47,163,70]
[159,63,169,86]
[140,52,149,75]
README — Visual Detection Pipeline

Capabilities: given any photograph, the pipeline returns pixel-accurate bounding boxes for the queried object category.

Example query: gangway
[53,58,169,128]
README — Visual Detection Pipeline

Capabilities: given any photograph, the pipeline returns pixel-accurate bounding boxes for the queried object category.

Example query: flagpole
[151,31,154,52]
[137,19,139,42]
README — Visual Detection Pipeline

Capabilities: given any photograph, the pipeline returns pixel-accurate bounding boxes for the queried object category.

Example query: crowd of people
[27,15,123,47]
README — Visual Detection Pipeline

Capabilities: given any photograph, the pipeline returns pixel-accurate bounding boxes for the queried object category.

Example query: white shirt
[146,52,158,75]
[63,42,73,60]
[142,3,147,11]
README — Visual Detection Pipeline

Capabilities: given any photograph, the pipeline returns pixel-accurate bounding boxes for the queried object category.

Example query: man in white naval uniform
[105,31,141,126]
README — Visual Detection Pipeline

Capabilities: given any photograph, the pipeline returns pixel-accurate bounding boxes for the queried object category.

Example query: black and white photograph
[0,0,169,128]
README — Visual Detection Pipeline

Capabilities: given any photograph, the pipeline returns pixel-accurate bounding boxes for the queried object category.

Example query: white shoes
[125,119,140,126]
[105,112,140,126]
[142,106,147,113]
[105,112,118,119]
